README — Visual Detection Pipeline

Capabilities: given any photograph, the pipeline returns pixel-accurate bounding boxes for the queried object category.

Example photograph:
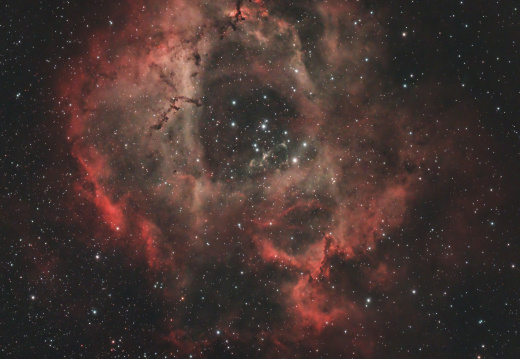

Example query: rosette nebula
[3,0,520,358]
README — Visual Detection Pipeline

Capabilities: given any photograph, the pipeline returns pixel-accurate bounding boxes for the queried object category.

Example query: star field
[1,1,520,358]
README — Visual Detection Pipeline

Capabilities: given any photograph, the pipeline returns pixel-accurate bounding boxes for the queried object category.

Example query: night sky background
[2,1,520,358]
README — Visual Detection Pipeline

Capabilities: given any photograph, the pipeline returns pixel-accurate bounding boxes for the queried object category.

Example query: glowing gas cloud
[57,0,501,357]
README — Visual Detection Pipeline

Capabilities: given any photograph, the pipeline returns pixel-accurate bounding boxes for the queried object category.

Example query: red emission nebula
[54,0,507,357]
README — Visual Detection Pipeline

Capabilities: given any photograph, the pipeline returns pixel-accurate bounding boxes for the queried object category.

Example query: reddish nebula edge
[56,0,501,356]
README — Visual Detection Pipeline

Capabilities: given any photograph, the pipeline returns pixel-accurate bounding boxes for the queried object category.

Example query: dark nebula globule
[2,0,520,358]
